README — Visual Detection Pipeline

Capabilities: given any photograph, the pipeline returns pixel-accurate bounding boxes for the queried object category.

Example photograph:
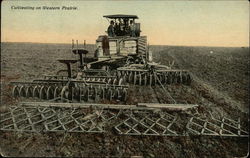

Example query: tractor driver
[114,21,121,35]
[129,20,136,37]
[107,20,115,37]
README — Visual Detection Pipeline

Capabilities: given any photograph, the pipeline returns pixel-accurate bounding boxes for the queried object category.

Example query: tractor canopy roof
[103,14,139,19]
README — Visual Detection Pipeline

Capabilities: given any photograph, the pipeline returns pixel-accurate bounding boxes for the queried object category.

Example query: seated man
[107,20,115,37]
[129,20,136,37]
[114,22,121,36]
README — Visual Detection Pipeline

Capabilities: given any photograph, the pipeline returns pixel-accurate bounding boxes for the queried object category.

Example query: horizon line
[1,41,249,48]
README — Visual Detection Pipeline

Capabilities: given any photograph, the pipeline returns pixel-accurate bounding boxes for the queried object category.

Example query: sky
[1,0,249,47]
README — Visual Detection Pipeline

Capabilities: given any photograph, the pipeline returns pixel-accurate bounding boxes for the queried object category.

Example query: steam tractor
[11,14,191,103]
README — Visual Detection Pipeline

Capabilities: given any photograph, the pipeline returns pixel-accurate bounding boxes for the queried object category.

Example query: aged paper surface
[1,0,249,157]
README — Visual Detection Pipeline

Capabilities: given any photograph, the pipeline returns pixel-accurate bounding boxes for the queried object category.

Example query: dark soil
[0,42,249,157]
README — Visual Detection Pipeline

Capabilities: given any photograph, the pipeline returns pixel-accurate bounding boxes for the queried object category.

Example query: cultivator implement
[117,64,191,86]
[11,79,128,102]
[43,75,122,85]
[0,102,248,138]
[186,116,249,137]
[114,110,178,136]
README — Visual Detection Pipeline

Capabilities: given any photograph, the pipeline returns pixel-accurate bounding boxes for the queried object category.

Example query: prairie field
[0,42,249,157]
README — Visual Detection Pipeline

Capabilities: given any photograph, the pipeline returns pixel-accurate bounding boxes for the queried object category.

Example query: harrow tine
[90,87,96,101]
[60,86,68,101]
[79,86,83,102]
[174,72,178,84]
[88,86,93,100]
[179,72,183,84]
[100,87,105,99]
[114,89,119,100]
[79,86,86,102]
[139,74,142,86]
[113,78,118,85]
[40,86,47,99]
[118,78,122,86]
[182,73,187,84]
[126,71,130,82]
[134,72,137,85]
[32,86,40,98]
[123,74,127,83]
[122,89,127,101]
[25,86,33,98]
[72,85,79,101]
[53,86,60,99]
[71,85,75,101]
[19,85,26,97]
[107,89,113,100]
[144,74,147,86]
[94,87,99,101]
[117,71,121,79]
[128,72,133,83]
[107,78,112,84]
[186,74,191,85]
[12,85,19,97]
[46,86,53,99]
[84,88,89,102]
[149,74,152,86]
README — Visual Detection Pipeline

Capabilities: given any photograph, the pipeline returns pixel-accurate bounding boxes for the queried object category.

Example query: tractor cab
[103,14,141,37]
[95,14,147,60]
